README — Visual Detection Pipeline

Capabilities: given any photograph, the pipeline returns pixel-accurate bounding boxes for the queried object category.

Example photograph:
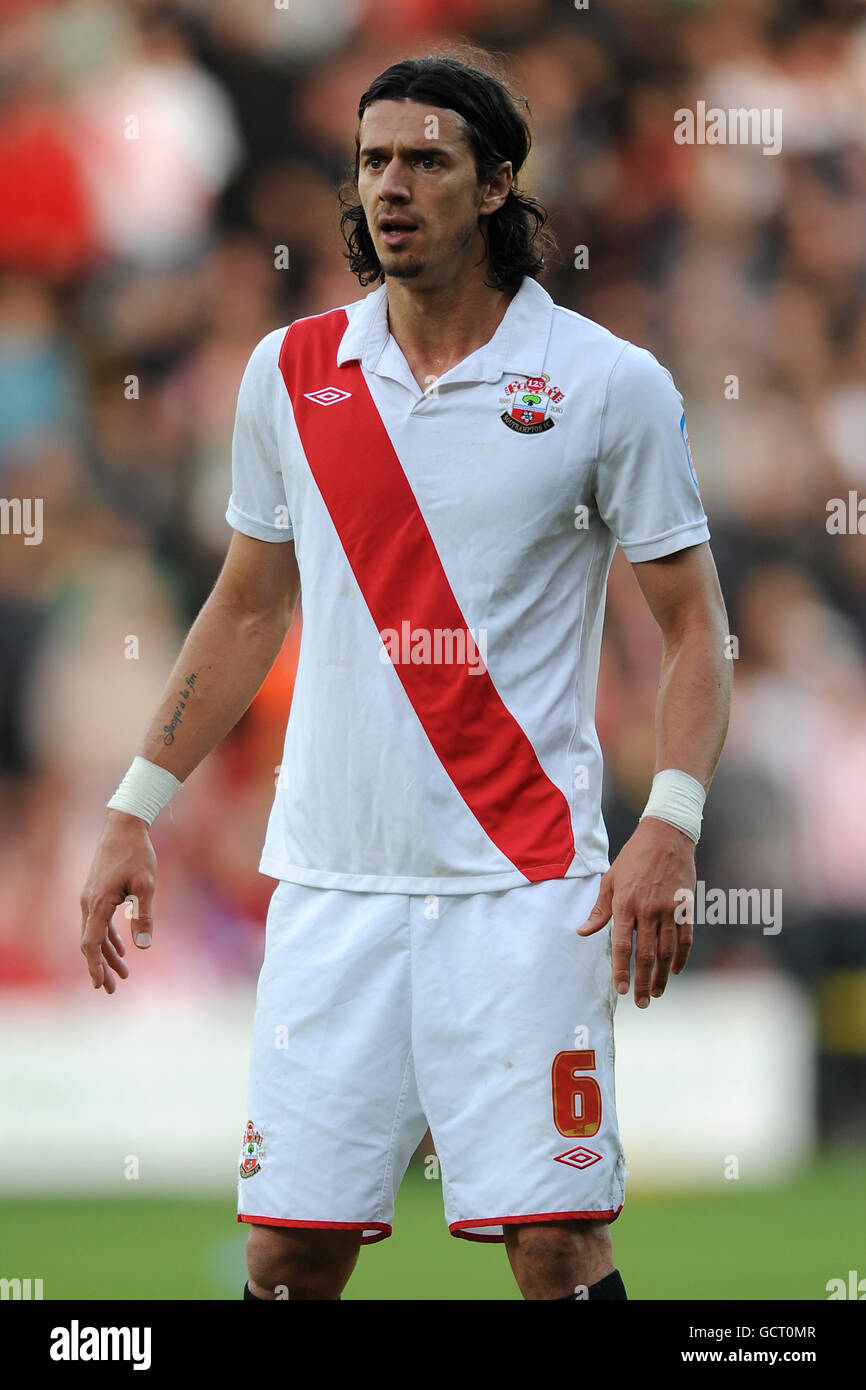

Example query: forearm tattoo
[162,671,199,746]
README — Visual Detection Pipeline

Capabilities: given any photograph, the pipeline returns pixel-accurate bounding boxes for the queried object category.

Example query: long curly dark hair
[339,51,556,293]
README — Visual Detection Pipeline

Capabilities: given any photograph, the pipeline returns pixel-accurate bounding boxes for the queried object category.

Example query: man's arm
[578,541,732,1007]
[80,531,301,993]
[134,531,300,779]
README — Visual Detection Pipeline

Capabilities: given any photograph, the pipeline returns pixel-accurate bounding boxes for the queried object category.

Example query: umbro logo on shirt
[303,387,352,406]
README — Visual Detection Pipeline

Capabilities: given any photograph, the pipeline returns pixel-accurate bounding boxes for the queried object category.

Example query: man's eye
[418,157,439,169]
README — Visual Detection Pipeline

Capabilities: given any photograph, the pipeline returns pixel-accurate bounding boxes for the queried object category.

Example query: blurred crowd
[1,0,864,1129]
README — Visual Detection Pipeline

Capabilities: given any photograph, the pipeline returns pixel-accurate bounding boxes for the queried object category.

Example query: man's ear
[480,161,513,216]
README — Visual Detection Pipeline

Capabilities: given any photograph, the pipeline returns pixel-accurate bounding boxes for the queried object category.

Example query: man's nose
[378,158,410,202]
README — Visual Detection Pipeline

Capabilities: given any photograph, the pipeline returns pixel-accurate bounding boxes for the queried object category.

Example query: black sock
[553,1268,627,1301]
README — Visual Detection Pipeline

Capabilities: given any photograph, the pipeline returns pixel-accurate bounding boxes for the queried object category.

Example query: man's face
[356,100,510,287]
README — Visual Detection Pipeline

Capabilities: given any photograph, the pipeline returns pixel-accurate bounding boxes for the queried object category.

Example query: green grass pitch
[2,1152,862,1301]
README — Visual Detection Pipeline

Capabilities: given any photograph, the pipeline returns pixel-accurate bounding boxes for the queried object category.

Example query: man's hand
[79,811,157,994]
[577,817,696,1008]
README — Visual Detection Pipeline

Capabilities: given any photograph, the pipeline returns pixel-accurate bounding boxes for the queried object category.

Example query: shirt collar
[335,275,555,385]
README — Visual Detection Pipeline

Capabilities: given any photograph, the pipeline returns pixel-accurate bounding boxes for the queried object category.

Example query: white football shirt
[225,274,710,892]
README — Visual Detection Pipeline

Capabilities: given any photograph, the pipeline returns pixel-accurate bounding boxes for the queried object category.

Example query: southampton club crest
[500,374,565,434]
[239,1120,264,1179]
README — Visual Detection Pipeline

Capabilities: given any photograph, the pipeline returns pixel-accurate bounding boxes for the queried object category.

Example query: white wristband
[106,756,182,826]
[639,768,705,844]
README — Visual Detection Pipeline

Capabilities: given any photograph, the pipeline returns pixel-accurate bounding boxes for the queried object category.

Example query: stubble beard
[380,252,426,280]
[377,220,478,285]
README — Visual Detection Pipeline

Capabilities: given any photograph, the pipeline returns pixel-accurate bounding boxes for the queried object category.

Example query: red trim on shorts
[278,312,576,884]
[449,1206,623,1242]
[238,1214,391,1244]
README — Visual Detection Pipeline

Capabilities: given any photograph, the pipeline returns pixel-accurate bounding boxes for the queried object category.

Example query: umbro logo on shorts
[554,1145,602,1169]
[303,387,352,405]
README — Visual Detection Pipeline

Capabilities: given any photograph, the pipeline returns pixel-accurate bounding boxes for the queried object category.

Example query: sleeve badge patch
[680,411,700,493]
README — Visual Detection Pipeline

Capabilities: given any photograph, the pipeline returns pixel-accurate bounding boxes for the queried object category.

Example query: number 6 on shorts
[551,1049,602,1138]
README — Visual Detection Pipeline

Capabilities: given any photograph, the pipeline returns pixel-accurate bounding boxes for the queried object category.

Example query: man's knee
[246,1224,362,1299]
[503,1218,614,1297]
[505,1217,610,1258]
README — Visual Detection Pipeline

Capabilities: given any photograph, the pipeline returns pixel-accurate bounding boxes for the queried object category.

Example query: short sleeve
[593,342,710,563]
[225,328,294,542]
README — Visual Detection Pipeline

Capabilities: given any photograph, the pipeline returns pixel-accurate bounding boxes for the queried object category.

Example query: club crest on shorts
[240,1120,264,1178]
[500,374,565,434]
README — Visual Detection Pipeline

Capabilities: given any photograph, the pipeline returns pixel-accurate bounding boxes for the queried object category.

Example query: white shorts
[236,874,627,1243]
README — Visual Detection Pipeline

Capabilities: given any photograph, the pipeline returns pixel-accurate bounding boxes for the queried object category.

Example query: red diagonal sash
[279,310,575,882]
